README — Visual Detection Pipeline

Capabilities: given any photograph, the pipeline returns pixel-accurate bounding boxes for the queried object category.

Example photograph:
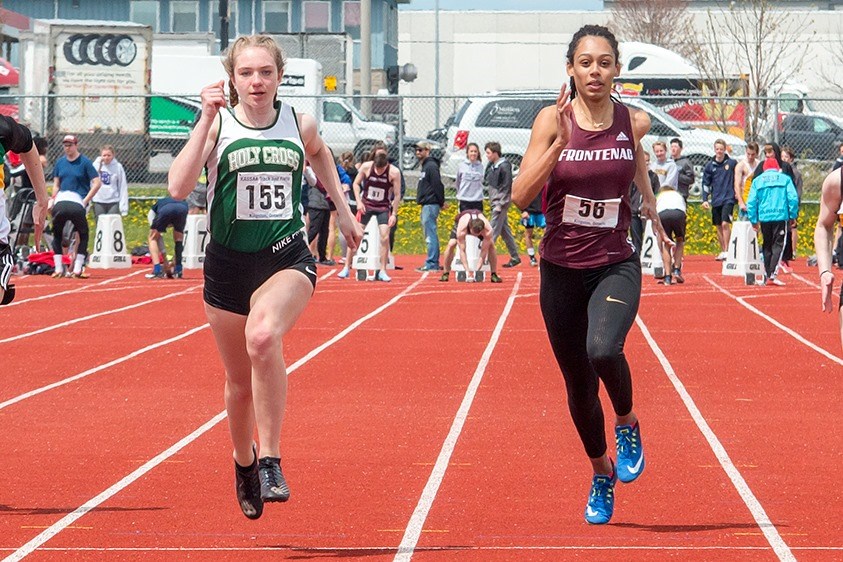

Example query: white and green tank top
[206,101,305,253]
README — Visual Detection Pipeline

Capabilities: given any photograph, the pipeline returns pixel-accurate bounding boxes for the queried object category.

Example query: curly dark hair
[566,25,620,100]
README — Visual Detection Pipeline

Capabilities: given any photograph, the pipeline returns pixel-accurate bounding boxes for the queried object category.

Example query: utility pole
[219,0,229,52]
[361,0,372,116]
[434,0,440,126]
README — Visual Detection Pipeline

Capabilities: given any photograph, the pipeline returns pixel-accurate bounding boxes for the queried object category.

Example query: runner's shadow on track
[270,546,469,559]
[613,522,786,533]
[0,504,167,515]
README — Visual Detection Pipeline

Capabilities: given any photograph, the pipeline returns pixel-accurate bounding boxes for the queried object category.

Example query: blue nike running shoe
[615,422,645,483]
[584,463,617,525]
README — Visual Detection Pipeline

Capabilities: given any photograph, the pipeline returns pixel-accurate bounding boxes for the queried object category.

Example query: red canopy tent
[0,58,19,88]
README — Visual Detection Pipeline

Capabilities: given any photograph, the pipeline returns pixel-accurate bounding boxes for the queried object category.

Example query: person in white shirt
[649,141,678,190]
[656,182,686,285]
[91,145,129,219]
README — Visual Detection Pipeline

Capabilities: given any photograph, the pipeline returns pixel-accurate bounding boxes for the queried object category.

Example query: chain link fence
[10,92,843,202]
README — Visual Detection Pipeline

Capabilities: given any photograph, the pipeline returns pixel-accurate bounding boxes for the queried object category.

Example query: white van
[441,91,746,195]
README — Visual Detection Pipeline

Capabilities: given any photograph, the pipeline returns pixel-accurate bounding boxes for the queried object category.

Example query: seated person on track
[439,209,502,283]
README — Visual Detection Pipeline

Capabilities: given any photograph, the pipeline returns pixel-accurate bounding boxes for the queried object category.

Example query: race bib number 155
[561,194,621,229]
[236,172,293,220]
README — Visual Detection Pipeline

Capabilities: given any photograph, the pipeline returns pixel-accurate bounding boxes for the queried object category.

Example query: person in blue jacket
[701,139,738,261]
[747,157,800,286]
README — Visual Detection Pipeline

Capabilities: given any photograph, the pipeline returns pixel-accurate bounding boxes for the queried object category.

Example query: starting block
[88,214,130,269]
[451,235,491,282]
[352,216,392,281]
[639,220,664,278]
[182,213,209,269]
[722,220,763,281]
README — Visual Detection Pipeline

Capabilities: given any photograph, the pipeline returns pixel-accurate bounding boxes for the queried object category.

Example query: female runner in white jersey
[168,35,362,520]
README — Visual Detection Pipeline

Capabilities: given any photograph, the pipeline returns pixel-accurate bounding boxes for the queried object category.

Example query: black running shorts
[203,230,317,315]
[658,209,686,241]
[711,203,735,226]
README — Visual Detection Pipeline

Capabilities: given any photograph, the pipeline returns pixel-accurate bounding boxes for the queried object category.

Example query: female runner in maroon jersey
[513,25,669,525]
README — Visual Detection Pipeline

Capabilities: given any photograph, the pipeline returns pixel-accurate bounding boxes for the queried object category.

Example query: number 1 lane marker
[4,274,429,562]
[394,273,522,562]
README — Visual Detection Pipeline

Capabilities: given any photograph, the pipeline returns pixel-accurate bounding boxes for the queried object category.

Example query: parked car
[768,113,843,161]
[440,91,746,196]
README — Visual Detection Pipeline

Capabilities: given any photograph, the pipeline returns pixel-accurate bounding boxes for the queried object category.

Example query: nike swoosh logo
[305,267,316,276]
[606,295,627,305]
[627,454,644,475]
[586,507,599,517]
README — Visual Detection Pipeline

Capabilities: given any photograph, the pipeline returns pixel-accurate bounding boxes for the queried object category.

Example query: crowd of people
[2,27,840,531]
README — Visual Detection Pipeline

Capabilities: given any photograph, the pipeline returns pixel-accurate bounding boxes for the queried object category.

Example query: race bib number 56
[561,194,621,229]
[236,172,293,220]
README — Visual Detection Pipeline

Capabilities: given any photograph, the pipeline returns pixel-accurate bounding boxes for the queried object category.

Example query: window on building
[343,1,360,40]
[171,1,199,32]
[130,0,159,32]
[211,0,237,38]
[263,1,291,33]
[303,1,331,33]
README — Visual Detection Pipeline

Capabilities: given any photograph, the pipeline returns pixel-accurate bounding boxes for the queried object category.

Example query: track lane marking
[5,271,143,307]
[394,273,522,562]
[704,276,843,366]
[3,274,429,562]
[0,284,203,344]
[635,315,796,562]
[0,325,210,411]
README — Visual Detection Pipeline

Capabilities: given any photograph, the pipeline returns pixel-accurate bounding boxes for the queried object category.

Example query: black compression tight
[540,254,641,459]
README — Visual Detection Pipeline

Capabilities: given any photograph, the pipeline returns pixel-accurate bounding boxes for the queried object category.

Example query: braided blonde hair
[221,35,287,107]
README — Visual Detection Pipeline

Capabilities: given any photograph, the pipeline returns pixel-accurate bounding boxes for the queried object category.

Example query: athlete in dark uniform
[513,25,668,525]
[814,165,843,350]
[0,116,49,305]
[338,144,401,281]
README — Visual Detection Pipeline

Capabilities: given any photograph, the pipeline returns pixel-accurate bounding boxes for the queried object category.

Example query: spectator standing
[780,146,803,272]
[814,166,843,350]
[734,141,760,218]
[747,157,799,286]
[484,141,520,267]
[455,143,485,212]
[519,189,545,266]
[670,138,694,200]
[49,134,101,277]
[146,196,188,279]
[832,143,843,172]
[305,162,333,263]
[415,140,445,271]
[186,169,208,214]
[649,141,677,190]
[701,139,737,261]
[629,152,659,255]
[91,145,129,219]
[323,149,351,265]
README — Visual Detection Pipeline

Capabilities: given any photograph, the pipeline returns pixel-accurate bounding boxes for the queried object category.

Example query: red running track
[0,256,840,561]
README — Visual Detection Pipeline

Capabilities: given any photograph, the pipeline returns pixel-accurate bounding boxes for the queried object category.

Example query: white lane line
[0,325,210,412]
[394,273,522,562]
[3,274,428,562]
[3,546,841,553]
[635,315,796,562]
[703,276,843,366]
[0,284,202,345]
[5,271,143,307]
[318,269,336,281]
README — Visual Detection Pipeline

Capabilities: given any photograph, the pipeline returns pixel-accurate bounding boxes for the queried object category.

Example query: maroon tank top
[541,100,636,268]
[363,164,392,212]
